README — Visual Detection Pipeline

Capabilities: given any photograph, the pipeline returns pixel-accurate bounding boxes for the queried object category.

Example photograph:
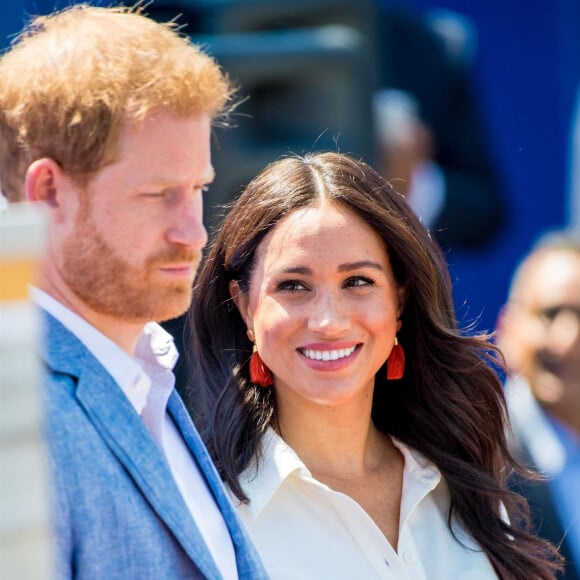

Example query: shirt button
[403,552,415,565]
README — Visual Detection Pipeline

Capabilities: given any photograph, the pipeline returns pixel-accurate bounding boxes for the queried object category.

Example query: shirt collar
[238,428,304,517]
[239,427,441,519]
[392,438,441,528]
[30,287,178,415]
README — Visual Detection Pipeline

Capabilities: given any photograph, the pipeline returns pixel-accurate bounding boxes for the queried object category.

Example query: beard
[61,207,200,323]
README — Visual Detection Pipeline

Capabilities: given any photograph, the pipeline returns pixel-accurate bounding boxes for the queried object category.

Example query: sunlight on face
[519,252,580,408]
[237,201,403,413]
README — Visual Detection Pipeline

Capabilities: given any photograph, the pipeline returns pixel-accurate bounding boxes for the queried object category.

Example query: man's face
[59,110,213,324]
[499,250,580,412]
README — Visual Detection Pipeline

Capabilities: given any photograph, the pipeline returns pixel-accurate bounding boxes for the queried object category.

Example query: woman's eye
[277,280,307,292]
[345,276,374,288]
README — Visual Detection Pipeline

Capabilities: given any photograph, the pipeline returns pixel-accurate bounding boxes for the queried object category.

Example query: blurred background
[2,0,579,337]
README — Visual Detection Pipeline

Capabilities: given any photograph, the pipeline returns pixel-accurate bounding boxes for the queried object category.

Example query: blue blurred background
[2,0,579,336]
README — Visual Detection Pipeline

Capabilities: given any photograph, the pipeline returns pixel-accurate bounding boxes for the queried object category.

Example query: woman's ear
[229,280,252,328]
[396,283,408,320]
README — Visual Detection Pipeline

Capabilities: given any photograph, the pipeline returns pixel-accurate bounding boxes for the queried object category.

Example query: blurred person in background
[373,2,504,249]
[0,4,267,578]
[496,230,580,580]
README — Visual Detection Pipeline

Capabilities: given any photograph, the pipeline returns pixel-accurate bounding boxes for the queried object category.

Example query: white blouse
[230,428,498,579]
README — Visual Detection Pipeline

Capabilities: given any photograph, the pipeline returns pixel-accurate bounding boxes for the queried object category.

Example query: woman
[189,152,561,579]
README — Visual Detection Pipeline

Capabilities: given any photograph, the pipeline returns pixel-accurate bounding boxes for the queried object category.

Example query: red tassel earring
[387,336,405,380]
[250,344,273,387]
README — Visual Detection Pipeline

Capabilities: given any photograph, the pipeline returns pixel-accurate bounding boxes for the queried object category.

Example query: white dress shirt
[231,428,498,580]
[31,288,238,580]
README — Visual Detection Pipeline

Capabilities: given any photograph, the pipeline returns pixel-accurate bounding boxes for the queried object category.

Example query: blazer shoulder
[39,308,101,377]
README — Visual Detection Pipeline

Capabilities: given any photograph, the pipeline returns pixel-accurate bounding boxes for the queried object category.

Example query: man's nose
[165,196,208,250]
[547,308,580,358]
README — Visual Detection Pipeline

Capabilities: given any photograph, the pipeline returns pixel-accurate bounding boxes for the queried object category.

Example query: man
[0,5,266,578]
[496,230,580,580]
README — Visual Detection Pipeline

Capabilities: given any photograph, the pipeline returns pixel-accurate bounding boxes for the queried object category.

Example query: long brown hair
[189,151,562,579]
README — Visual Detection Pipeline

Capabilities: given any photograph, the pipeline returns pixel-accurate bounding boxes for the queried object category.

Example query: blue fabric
[548,417,580,572]
[41,310,267,579]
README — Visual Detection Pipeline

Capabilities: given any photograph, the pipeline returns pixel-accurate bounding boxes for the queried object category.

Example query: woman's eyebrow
[275,261,384,275]
[338,260,384,272]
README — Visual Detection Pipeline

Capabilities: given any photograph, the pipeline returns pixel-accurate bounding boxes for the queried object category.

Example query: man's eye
[540,307,561,321]
[540,305,580,322]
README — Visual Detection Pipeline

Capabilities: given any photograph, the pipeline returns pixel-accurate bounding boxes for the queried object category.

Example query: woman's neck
[275,401,391,479]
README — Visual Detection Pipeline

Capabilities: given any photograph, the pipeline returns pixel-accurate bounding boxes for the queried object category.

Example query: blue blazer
[41,310,267,579]
[509,425,579,580]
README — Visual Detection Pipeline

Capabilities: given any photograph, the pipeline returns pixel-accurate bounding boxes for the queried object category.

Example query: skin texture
[497,248,580,434]
[26,109,213,353]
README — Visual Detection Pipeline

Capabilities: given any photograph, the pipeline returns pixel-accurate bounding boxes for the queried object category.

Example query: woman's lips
[297,342,361,370]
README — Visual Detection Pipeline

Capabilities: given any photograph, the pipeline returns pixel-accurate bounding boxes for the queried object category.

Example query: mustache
[147,246,201,266]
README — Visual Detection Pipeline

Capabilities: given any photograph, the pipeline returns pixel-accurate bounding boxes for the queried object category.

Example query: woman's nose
[307,291,350,334]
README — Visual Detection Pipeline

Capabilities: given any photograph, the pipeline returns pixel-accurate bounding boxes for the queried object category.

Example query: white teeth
[302,346,356,361]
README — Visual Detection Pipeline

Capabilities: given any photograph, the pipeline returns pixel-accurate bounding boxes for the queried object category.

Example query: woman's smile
[297,343,361,371]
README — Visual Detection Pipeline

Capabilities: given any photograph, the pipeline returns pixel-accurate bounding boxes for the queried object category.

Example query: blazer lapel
[42,312,223,579]
[169,393,267,579]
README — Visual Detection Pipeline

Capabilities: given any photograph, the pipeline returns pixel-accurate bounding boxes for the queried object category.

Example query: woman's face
[232,201,404,411]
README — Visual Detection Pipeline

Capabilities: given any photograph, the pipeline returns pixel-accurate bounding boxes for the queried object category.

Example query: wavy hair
[189,151,561,579]
[0,3,235,201]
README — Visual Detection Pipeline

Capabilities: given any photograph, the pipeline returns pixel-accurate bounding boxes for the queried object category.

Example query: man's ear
[25,158,75,224]
[494,305,511,353]
[25,158,61,203]
[229,280,252,327]
[495,303,524,373]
